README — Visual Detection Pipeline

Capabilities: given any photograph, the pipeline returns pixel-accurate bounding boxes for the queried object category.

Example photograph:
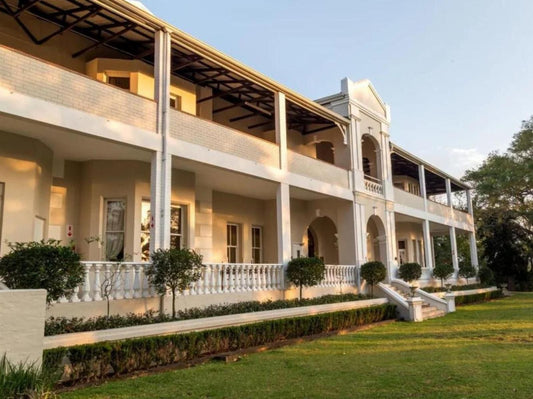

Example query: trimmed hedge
[455,290,504,306]
[45,293,368,336]
[423,284,486,293]
[44,304,396,385]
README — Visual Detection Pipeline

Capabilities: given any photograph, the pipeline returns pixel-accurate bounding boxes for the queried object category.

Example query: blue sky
[140,0,533,177]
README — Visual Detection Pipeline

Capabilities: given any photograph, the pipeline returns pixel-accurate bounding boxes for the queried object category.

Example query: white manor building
[0,0,478,317]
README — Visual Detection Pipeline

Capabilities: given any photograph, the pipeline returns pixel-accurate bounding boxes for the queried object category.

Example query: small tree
[0,240,83,304]
[101,264,122,318]
[360,261,386,297]
[398,262,422,285]
[286,257,325,301]
[432,263,454,288]
[458,264,477,284]
[145,248,203,318]
[478,266,494,286]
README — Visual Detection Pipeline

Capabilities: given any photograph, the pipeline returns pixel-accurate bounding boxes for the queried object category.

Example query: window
[169,94,182,110]
[140,200,186,261]
[0,183,4,252]
[363,157,371,176]
[251,226,262,263]
[108,76,130,90]
[105,199,126,261]
[397,240,407,265]
[227,223,239,263]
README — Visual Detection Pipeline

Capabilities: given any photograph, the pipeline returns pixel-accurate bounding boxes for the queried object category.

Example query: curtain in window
[106,201,125,261]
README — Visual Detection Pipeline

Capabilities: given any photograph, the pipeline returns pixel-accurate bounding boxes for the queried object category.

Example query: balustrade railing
[319,265,359,287]
[58,262,285,303]
[364,176,384,195]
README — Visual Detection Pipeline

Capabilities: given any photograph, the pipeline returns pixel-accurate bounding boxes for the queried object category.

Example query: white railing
[58,262,284,303]
[364,176,384,195]
[319,265,358,287]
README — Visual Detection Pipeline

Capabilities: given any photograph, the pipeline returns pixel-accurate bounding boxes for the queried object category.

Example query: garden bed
[45,293,368,336]
[44,303,396,385]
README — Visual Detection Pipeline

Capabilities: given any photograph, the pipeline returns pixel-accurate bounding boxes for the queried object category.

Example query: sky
[139,0,533,178]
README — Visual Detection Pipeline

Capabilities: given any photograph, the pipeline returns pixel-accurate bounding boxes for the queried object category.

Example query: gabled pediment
[342,78,388,119]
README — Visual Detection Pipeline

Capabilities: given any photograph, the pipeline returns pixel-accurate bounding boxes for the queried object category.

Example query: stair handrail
[377,282,408,310]
[391,278,448,313]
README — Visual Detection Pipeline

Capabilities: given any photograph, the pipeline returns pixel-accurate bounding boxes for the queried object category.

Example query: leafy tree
[432,263,454,287]
[0,240,83,304]
[398,263,422,284]
[286,257,325,300]
[463,117,533,290]
[458,264,477,284]
[478,266,494,286]
[360,261,386,297]
[145,248,203,318]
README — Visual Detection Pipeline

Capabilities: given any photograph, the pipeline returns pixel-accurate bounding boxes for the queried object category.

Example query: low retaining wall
[44,298,387,349]
[434,287,498,298]
[0,289,46,365]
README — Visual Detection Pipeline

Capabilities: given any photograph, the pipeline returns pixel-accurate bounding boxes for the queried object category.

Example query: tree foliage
[360,261,386,297]
[458,264,477,284]
[432,263,454,287]
[0,240,83,304]
[398,262,422,284]
[146,248,203,318]
[286,257,325,300]
[463,117,533,290]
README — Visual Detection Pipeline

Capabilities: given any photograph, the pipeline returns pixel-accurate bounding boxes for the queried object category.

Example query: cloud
[416,147,487,178]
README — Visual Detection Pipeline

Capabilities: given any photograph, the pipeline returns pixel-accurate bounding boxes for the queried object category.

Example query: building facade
[0,0,477,314]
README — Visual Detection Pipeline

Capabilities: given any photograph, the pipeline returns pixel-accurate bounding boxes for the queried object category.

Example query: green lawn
[61,293,533,399]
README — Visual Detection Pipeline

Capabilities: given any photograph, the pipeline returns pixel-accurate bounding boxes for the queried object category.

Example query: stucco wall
[0,132,52,255]
[0,289,46,366]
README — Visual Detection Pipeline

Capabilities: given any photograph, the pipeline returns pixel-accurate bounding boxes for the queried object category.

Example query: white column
[422,219,434,269]
[276,183,291,265]
[445,178,453,208]
[153,30,172,250]
[466,189,474,215]
[419,164,428,209]
[469,231,479,268]
[449,226,459,273]
[384,210,397,282]
[275,91,287,171]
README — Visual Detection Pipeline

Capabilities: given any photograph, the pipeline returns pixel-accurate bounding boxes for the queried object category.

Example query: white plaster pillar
[418,164,428,209]
[445,178,453,208]
[449,226,459,273]
[469,231,479,268]
[466,189,474,215]
[153,29,172,250]
[385,209,397,282]
[275,92,287,171]
[276,183,291,265]
[422,219,434,269]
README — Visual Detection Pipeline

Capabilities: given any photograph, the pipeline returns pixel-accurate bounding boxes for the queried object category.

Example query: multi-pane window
[105,199,126,261]
[227,223,239,263]
[108,76,130,90]
[0,183,4,251]
[140,200,185,261]
[251,226,262,263]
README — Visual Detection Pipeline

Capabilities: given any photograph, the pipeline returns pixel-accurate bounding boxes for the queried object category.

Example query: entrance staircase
[377,280,449,321]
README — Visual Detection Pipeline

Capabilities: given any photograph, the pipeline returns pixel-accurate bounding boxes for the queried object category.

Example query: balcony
[0,45,157,133]
[169,109,280,168]
[364,175,384,195]
[288,151,350,188]
[393,187,425,211]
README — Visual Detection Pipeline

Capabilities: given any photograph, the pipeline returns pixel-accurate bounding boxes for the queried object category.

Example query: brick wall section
[169,109,280,168]
[288,151,350,188]
[0,46,156,132]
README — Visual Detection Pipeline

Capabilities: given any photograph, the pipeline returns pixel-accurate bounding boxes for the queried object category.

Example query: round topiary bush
[360,261,387,297]
[458,264,477,284]
[286,257,325,300]
[477,266,494,286]
[398,262,422,284]
[432,263,454,287]
[0,240,83,304]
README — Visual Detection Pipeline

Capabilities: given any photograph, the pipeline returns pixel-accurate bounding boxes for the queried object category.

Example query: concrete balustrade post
[81,264,91,302]
[406,297,423,322]
[444,293,456,313]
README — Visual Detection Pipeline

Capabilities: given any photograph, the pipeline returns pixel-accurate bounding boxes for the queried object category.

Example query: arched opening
[315,141,335,164]
[366,215,386,263]
[361,134,381,181]
[305,216,339,264]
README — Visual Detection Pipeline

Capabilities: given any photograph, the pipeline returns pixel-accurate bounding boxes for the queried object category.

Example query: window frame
[104,198,126,261]
[226,223,240,263]
[251,225,263,263]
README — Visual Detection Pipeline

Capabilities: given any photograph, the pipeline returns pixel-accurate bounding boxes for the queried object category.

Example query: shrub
[44,304,397,385]
[0,240,83,304]
[478,266,495,286]
[423,283,484,293]
[432,263,454,287]
[458,264,477,284]
[454,290,504,306]
[44,293,369,335]
[398,263,422,284]
[145,248,203,318]
[360,261,387,297]
[286,257,325,300]
[0,354,58,398]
